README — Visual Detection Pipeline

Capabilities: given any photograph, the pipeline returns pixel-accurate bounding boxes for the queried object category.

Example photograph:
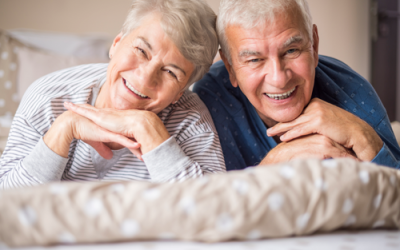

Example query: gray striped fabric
[0,63,225,189]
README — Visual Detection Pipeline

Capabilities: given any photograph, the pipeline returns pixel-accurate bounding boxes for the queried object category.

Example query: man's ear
[219,49,239,88]
[109,32,123,59]
[312,24,320,68]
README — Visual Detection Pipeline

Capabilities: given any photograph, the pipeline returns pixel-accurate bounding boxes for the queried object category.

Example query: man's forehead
[235,32,306,57]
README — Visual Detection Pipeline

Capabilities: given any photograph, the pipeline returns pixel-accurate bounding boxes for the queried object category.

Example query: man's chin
[257,107,303,127]
[265,112,303,127]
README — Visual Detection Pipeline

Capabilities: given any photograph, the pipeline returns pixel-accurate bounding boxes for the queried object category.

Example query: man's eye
[248,58,261,63]
[285,48,301,58]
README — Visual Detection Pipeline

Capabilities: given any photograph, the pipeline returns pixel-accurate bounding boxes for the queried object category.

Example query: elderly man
[193,0,400,170]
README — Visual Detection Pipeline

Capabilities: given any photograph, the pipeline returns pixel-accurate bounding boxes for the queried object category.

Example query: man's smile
[264,87,296,100]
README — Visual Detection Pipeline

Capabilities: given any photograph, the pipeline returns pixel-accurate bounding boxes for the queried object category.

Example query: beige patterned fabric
[0,158,399,247]
[0,31,21,118]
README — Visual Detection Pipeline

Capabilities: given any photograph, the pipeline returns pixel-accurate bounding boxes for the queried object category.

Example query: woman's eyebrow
[169,64,186,76]
[282,35,304,48]
[137,36,153,51]
[136,37,186,76]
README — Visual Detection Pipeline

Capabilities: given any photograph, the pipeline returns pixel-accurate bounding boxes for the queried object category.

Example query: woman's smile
[123,78,150,99]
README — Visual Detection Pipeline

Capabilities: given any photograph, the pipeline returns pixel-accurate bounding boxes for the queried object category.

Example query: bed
[0,30,399,250]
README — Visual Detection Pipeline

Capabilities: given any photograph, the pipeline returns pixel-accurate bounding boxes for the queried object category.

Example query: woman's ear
[173,91,185,104]
[109,33,123,59]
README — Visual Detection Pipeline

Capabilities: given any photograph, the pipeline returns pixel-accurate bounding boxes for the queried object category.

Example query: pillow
[8,29,112,59]
[0,158,399,247]
[0,31,20,118]
[16,46,109,100]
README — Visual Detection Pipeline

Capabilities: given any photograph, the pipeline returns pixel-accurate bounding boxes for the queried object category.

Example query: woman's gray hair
[217,0,313,65]
[121,0,218,87]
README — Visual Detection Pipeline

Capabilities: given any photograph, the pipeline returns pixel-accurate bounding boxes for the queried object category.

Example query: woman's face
[100,14,194,114]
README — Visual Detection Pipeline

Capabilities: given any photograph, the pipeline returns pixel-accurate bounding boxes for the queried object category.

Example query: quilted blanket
[0,158,399,247]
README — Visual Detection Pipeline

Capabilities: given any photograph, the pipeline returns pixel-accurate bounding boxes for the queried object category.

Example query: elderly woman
[0,0,225,189]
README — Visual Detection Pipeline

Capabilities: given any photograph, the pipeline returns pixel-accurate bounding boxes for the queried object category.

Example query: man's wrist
[351,121,383,161]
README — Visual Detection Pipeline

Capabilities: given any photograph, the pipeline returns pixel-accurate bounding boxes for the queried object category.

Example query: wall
[308,0,371,81]
[0,0,371,80]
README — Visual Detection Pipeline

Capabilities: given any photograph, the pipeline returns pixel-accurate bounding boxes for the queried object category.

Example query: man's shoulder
[315,55,386,127]
[193,61,247,115]
[193,60,232,92]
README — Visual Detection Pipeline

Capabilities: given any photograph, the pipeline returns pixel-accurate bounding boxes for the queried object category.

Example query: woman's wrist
[43,112,75,158]
[134,111,171,154]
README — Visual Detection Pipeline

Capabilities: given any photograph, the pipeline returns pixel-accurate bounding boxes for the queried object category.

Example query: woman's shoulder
[172,90,211,116]
[159,90,216,134]
[23,63,108,98]
[17,63,108,118]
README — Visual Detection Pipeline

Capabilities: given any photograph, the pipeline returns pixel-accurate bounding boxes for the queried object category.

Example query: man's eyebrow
[283,35,304,47]
[169,64,187,76]
[137,36,152,51]
[238,50,261,58]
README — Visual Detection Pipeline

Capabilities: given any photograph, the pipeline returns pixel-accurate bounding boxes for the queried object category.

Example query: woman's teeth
[123,79,148,98]
[265,87,296,100]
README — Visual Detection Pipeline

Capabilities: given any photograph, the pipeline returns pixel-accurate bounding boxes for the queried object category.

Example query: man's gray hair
[121,0,218,87]
[217,0,313,64]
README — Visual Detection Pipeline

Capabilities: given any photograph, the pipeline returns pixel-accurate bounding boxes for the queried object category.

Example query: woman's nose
[265,59,292,89]
[137,63,158,88]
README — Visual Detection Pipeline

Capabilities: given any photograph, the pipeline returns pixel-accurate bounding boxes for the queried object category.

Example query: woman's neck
[94,80,113,109]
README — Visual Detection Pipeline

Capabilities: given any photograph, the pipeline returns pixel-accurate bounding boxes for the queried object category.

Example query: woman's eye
[167,70,177,79]
[136,47,147,58]
[287,49,297,54]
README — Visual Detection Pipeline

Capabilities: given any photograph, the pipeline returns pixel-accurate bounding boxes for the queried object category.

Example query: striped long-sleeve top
[0,64,225,189]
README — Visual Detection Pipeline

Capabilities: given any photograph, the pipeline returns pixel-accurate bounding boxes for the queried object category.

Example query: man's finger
[267,118,305,137]
[279,124,315,142]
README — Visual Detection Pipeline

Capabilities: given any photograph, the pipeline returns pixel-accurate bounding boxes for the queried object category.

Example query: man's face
[221,11,319,128]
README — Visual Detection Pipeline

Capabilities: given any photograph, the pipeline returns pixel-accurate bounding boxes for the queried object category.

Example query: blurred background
[0,0,399,121]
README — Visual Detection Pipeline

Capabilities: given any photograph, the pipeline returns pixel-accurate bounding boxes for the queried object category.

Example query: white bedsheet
[7,230,400,250]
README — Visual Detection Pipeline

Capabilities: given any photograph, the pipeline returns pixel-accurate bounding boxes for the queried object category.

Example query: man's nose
[136,62,158,88]
[265,58,291,88]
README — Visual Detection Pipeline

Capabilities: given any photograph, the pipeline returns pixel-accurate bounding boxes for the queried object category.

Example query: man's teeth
[124,79,148,98]
[266,87,296,100]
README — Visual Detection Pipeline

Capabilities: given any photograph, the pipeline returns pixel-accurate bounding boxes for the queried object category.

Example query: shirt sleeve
[0,115,68,189]
[371,143,400,169]
[143,131,226,182]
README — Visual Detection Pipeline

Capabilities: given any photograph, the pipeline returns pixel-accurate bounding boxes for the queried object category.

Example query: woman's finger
[65,102,127,134]
[85,141,114,160]
[64,102,100,122]
[128,147,143,161]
